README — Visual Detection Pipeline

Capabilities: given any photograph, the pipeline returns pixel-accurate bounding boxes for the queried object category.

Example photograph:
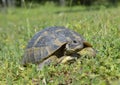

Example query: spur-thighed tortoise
[22,26,96,69]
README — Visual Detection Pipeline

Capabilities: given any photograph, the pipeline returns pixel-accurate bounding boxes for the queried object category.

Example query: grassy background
[0,5,120,85]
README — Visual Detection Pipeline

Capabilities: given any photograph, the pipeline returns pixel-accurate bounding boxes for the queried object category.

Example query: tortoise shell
[22,26,92,65]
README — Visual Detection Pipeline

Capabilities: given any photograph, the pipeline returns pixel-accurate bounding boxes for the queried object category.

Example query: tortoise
[22,26,96,70]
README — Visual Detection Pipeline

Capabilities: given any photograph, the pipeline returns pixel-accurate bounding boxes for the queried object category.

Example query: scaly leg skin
[37,55,76,70]
[58,56,77,64]
[37,58,51,70]
[37,55,58,70]
[77,47,97,57]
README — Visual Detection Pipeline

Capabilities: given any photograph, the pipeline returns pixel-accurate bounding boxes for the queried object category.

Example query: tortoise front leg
[37,55,59,70]
[58,56,77,64]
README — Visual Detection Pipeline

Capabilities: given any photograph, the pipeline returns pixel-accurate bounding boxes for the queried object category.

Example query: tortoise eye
[73,40,77,43]
[72,40,78,44]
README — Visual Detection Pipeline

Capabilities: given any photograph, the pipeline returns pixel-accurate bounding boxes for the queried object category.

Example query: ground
[0,5,120,85]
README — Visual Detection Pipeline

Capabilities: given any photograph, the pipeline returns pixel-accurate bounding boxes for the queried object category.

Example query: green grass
[0,5,120,85]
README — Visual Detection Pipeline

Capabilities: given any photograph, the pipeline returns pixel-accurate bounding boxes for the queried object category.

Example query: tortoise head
[65,39,92,55]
